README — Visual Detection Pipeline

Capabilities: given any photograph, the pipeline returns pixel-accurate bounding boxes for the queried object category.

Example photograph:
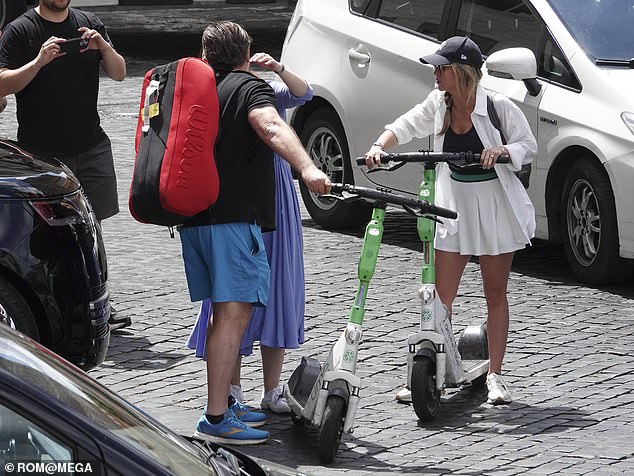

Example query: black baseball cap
[420,36,483,69]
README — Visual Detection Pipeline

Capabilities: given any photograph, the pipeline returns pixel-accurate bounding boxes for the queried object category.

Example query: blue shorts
[179,222,270,305]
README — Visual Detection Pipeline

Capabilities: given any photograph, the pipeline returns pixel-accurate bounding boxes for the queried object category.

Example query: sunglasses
[434,64,449,73]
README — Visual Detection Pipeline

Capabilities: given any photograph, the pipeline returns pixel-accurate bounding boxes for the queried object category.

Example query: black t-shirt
[187,69,277,230]
[0,8,109,153]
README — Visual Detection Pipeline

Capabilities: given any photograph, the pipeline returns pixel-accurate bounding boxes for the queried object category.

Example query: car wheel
[0,275,39,340]
[561,157,633,285]
[299,108,371,229]
[0,0,27,29]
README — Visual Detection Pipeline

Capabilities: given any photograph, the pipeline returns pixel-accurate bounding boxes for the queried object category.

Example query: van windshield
[548,0,634,63]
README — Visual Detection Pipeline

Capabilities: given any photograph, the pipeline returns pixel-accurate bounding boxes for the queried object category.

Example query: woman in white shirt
[365,36,537,405]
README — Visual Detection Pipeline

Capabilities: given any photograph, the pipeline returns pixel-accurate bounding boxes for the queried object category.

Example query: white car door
[340,1,453,194]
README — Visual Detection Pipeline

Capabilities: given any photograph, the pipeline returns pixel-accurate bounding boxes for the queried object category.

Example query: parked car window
[377,0,447,38]
[456,0,580,89]
[0,402,73,462]
[350,0,371,14]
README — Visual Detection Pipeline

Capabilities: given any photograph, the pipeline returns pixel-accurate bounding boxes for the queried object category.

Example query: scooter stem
[349,204,385,326]
[418,167,436,285]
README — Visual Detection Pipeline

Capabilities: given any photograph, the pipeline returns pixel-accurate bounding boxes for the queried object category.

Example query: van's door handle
[348,49,371,65]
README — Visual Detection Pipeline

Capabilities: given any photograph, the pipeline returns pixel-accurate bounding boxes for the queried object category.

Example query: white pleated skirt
[435,177,529,256]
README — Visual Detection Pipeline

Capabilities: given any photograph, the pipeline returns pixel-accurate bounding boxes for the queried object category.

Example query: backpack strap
[487,91,532,189]
[486,91,506,145]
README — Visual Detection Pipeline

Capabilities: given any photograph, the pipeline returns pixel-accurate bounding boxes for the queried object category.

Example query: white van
[281,0,634,285]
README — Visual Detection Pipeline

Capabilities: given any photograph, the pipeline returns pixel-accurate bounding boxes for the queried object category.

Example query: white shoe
[395,386,412,404]
[230,384,244,403]
[486,373,512,405]
[260,386,291,413]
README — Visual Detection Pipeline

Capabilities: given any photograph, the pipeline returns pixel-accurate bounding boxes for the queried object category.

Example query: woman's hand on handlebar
[480,146,509,169]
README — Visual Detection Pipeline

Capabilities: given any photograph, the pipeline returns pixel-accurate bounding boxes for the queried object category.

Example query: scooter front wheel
[317,395,346,464]
[411,357,440,421]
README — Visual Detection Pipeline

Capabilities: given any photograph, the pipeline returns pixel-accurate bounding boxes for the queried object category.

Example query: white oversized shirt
[385,85,537,240]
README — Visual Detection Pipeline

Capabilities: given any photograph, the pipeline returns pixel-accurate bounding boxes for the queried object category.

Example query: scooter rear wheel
[318,395,346,464]
[411,357,440,421]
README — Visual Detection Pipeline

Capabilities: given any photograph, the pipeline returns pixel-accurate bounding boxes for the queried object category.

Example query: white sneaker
[230,384,244,403]
[486,373,512,405]
[260,386,291,413]
[395,386,412,404]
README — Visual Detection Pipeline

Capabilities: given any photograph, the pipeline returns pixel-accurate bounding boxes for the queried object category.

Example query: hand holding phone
[59,37,89,54]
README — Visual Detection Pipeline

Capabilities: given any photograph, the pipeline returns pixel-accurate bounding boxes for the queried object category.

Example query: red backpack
[129,57,220,227]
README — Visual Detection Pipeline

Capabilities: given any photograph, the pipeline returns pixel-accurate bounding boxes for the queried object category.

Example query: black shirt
[0,8,109,153]
[186,69,277,230]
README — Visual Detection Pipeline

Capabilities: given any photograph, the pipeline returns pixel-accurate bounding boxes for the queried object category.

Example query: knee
[483,286,508,307]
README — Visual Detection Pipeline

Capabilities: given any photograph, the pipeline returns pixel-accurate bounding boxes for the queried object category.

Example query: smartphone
[59,37,89,54]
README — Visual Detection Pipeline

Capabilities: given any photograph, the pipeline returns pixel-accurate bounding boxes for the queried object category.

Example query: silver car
[281,0,634,285]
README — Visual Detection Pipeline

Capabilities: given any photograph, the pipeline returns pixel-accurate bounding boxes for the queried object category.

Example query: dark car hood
[0,139,80,199]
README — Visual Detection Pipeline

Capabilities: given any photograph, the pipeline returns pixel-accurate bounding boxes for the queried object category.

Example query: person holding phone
[365,37,536,405]
[0,0,129,330]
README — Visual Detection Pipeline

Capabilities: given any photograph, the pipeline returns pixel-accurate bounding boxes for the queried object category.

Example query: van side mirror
[485,47,542,97]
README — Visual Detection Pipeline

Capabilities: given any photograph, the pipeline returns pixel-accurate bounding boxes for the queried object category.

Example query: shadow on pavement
[104,333,189,369]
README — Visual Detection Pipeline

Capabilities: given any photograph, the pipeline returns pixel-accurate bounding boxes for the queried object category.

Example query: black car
[0,0,26,30]
[0,325,302,476]
[0,138,110,370]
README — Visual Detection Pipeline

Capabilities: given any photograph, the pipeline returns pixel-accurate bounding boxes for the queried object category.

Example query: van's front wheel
[561,157,633,284]
[299,108,371,230]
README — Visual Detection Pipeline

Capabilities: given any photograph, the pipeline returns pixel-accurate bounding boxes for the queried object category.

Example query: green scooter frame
[284,183,457,463]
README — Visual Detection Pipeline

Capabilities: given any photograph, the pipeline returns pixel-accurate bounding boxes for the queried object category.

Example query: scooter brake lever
[320,192,360,202]
[402,205,442,223]
[367,161,407,173]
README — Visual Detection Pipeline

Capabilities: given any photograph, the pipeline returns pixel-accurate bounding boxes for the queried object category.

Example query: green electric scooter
[358,150,511,421]
[284,182,457,463]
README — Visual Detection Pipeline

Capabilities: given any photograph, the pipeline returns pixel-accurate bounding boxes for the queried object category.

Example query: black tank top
[443,126,489,175]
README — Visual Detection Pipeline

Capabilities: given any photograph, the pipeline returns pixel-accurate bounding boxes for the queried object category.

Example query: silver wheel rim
[0,302,16,329]
[566,178,600,266]
[306,126,345,212]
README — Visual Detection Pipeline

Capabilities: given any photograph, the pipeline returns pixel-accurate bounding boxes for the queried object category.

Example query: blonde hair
[440,63,483,135]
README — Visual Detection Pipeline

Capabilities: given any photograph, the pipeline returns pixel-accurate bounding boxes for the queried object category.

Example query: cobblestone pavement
[1,2,634,475]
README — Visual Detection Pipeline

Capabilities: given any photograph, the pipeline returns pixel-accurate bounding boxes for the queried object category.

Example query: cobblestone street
[1,1,633,474]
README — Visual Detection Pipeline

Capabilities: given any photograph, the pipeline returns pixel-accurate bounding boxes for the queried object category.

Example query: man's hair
[201,21,252,68]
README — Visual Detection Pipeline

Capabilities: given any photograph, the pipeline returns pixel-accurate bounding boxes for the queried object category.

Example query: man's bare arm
[248,105,331,195]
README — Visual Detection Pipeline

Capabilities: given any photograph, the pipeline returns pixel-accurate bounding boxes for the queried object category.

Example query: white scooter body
[285,321,362,434]
[407,281,489,401]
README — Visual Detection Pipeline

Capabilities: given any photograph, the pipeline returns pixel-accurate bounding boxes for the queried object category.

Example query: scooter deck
[462,359,489,384]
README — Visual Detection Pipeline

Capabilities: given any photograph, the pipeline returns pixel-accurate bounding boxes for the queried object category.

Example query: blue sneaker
[194,409,269,445]
[229,397,266,428]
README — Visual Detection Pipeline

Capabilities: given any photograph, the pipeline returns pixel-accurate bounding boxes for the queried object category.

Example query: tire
[317,395,346,464]
[0,0,27,29]
[0,275,39,340]
[290,412,305,427]
[299,108,371,229]
[411,357,440,421]
[561,157,633,284]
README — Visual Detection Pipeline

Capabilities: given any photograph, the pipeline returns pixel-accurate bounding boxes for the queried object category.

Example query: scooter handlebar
[329,183,458,219]
[355,150,510,166]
